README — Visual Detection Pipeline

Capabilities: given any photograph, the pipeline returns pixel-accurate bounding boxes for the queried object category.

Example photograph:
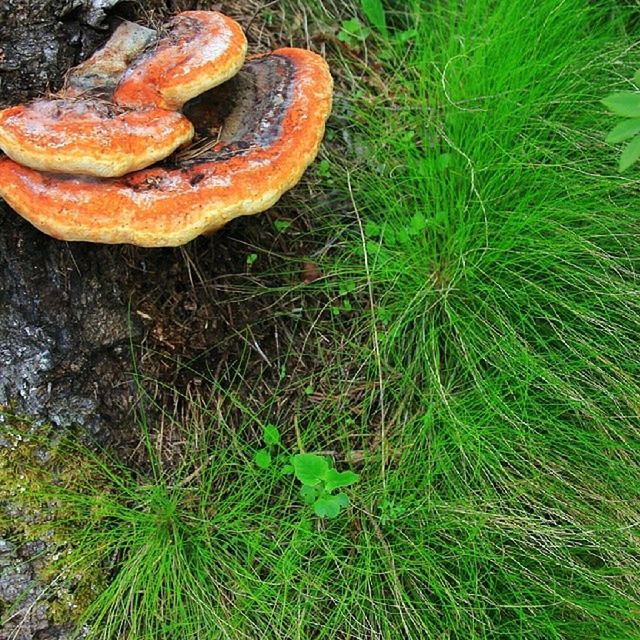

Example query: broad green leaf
[317,159,331,178]
[340,17,361,33]
[366,239,382,256]
[335,492,349,508]
[602,92,640,118]
[313,495,342,518]
[324,468,360,493]
[300,485,319,505]
[263,424,280,446]
[339,280,357,294]
[435,210,448,225]
[254,448,271,469]
[619,134,640,171]
[605,118,640,144]
[292,453,329,486]
[361,0,388,37]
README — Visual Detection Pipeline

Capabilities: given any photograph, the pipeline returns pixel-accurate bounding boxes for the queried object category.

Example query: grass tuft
[328,0,640,636]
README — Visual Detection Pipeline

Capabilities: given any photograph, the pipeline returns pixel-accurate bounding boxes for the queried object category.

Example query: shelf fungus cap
[0,48,333,247]
[0,12,247,177]
[114,11,248,110]
[0,100,194,178]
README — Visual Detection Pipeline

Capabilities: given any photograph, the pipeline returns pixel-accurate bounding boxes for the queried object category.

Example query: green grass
[3,0,640,638]
[326,0,640,636]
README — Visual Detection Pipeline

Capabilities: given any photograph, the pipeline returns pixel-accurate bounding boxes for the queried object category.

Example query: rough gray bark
[0,0,148,433]
[0,1,117,107]
[0,4,151,637]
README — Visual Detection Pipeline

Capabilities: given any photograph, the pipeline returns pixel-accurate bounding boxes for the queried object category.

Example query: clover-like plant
[253,425,359,519]
[253,423,281,470]
[602,70,640,171]
[288,453,359,519]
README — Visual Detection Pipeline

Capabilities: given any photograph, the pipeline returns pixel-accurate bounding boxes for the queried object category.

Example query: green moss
[0,407,109,627]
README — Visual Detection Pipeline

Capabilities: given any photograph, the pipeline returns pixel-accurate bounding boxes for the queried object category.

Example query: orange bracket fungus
[112,11,249,110]
[0,31,333,245]
[0,12,248,177]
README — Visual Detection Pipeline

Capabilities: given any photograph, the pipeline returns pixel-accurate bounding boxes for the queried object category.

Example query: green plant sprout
[253,423,280,469]
[337,17,371,46]
[602,69,640,171]
[273,219,291,233]
[339,1,415,49]
[316,158,332,179]
[254,425,359,519]
[331,280,357,316]
[290,453,359,518]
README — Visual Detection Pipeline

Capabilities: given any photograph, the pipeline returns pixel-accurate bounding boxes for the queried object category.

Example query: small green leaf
[361,0,388,37]
[274,220,290,232]
[338,18,370,44]
[605,118,640,144]
[382,226,397,245]
[254,448,272,469]
[619,134,640,171]
[395,28,417,45]
[396,228,410,245]
[246,253,258,266]
[263,424,280,446]
[292,453,329,486]
[325,468,360,493]
[436,153,452,170]
[602,92,640,118]
[435,210,448,225]
[366,239,382,256]
[281,464,294,475]
[313,495,342,519]
[343,17,364,32]
[400,130,415,144]
[317,159,331,177]
[409,212,427,235]
[365,221,382,238]
[339,280,357,295]
[378,306,393,324]
[300,485,319,505]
